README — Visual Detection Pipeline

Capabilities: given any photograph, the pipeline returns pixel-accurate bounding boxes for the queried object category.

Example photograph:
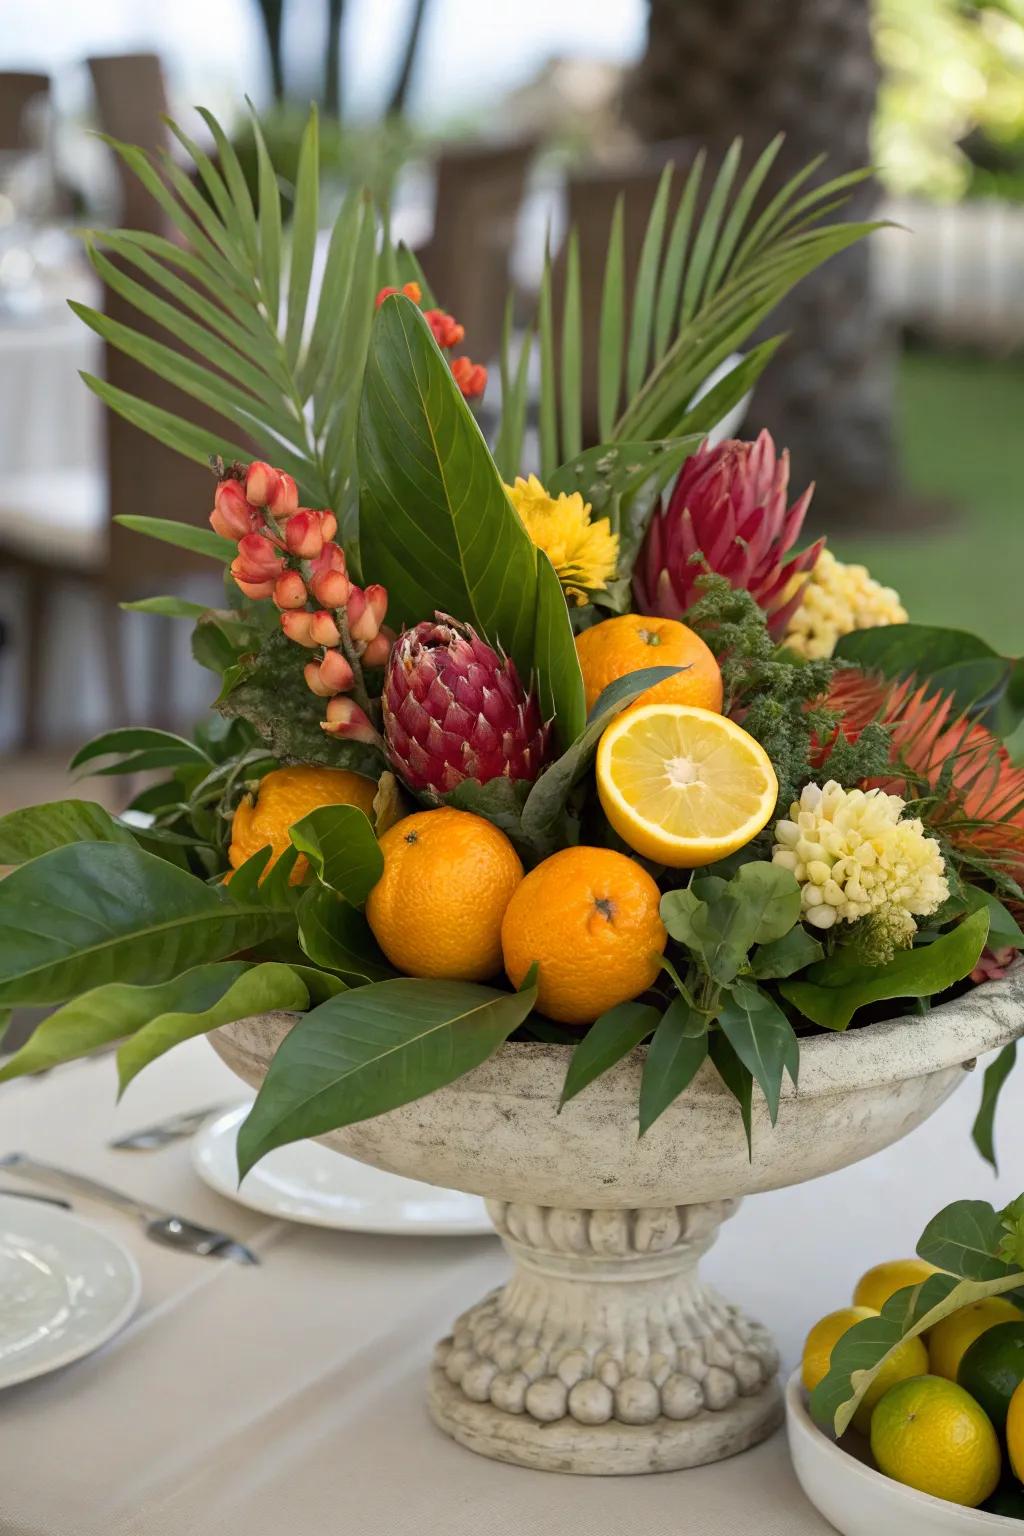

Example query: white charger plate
[0,1194,141,1390]
[192,1104,493,1236]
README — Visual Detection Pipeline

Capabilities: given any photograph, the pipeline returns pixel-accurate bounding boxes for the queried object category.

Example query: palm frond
[512,138,882,476]
[77,105,390,574]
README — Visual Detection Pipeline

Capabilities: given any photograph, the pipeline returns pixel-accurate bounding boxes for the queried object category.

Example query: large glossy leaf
[0,800,134,864]
[835,623,1024,735]
[639,998,709,1135]
[973,1042,1018,1171]
[0,962,282,1084]
[296,887,395,983]
[70,727,211,772]
[520,664,683,852]
[717,979,799,1125]
[561,1002,660,1109]
[236,975,538,1177]
[780,908,990,1031]
[917,1199,1019,1281]
[0,843,292,1006]
[117,962,309,1092]
[358,296,585,742]
[288,805,383,905]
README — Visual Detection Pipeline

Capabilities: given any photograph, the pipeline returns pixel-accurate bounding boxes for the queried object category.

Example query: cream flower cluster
[772,780,948,939]
[784,550,908,659]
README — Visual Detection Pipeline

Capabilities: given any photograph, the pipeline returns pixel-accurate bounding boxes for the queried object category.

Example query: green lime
[982,1483,1024,1518]
[958,1322,1024,1433]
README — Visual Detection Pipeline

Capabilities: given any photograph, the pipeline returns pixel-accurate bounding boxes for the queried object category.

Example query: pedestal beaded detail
[428,1197,783,1474]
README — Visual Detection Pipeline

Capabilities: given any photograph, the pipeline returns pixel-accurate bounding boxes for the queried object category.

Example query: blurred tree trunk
[386,0,431,118]
[254,0,287,104]
[626,0,898,526]
[324,0,346,117]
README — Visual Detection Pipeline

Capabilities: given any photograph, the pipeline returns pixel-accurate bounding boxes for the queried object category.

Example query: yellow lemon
[595,703,778,868]
[871,1375,1001,1508]
[801,1306,929,1435]
[929,1297,1023,1382]
[1006,1378,1024,1483]
[853,1259,939,1313]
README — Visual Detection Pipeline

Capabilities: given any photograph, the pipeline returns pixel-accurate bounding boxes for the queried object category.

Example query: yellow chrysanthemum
[772,780,948,959]
[505,474,619,605]
[784,549,908,659]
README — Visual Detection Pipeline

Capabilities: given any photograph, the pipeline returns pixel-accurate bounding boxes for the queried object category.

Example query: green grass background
[841,352,1023,657]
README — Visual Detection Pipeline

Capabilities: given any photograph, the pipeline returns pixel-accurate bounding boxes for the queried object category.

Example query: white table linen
[0,1037,1020,1536]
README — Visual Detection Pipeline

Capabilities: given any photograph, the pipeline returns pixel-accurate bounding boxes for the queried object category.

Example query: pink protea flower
[634,430,822,637]
[382,615,550,795]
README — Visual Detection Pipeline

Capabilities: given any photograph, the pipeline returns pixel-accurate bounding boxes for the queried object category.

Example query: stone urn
[211,968,1024,1475]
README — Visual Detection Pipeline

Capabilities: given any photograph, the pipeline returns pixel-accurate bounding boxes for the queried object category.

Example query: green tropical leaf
[780,907,990,1031]
[653,154,701,363]
[236,974,538,1177]
[597,193,625,440]
[918,1199,1018,1280]
[639,998,709,1135]
[561,1002,660,1109]
[521,664,683,852]
[113,515,236,563]
[70,727,211,772]
[284,108,319,365]
[537,245,558,480]
[358,294,584,744]
[0,961,257,1083]
[560,229,583,462]
[964,887,1024,950]
[749,925,824,979]
[708,1030,754,1154]
[117,961,309,1092]
[627,164,673,399]
[973,1042,1018,1171]
[493,302,533,481]
[121,595,209,618]
[288,805,383,905]
[296,886,395,983]
[0,843,292,1006]
[0,800,135,864]
[717,978,799,1125]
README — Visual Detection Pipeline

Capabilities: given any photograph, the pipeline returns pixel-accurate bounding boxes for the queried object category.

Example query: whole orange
[366,808,523,981]
[229,765,377,883]
[575,614,723,716]
[501,846,667,1024]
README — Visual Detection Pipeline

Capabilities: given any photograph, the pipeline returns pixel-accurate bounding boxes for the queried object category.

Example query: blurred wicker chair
[417,139,537,363]
[0,57,231,746]
[0,73,50,152]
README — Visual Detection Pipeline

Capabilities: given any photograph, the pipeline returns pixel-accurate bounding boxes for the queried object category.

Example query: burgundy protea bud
[322,696,378,742]
[210,479,253,540]
[273,570,307,610]
[634,430,823,638]
[382,614,551,794]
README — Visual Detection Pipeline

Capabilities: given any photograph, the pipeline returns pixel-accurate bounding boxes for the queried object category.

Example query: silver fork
[109,1103,230,1151]
[0,1154,259,1265]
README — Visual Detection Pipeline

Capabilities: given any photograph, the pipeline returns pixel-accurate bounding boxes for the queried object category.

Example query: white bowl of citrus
[788,1257,1024,1533]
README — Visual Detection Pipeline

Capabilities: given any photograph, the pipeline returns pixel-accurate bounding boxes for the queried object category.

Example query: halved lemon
[596,703,778,867]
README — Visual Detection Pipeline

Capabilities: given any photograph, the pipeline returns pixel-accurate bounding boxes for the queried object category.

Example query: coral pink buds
[308,543,350,608]
[318,648,356,695]
[210,479,252,540]
[284,510,326,560]
[244,460,280,508]
[375,281,421,310]
[280,611,317,647]
[267,471,298,520]
[231,533,285,597]
[450,356,487,399]
[272,570,308,610]
[424,309,464,349]
[361,627,395,667]
[321,696,378,742]
[308,610,342,647]
[347,583,388,644]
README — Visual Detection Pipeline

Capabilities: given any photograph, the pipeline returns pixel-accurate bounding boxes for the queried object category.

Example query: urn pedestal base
[428,1196,782,1475]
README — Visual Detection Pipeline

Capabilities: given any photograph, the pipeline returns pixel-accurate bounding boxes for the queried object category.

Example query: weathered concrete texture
[211,966,1024,1473]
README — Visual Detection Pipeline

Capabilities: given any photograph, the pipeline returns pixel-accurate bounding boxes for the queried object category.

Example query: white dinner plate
[0,1194,141,1390]
[192,1104,493,1236]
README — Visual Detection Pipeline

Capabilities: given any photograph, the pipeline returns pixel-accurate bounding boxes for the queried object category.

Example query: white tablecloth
[0,1038,1020,1536]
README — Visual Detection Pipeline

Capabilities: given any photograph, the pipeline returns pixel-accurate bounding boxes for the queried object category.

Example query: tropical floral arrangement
[0,111,1021,1181]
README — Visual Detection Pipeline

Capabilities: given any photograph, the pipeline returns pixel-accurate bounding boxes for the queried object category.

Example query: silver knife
[0,1154,259,1265]
[109,1103,230,1151]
